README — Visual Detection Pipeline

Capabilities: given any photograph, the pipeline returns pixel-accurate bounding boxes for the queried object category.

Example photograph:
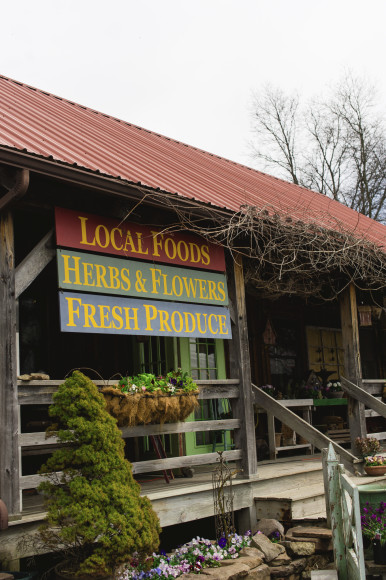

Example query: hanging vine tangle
[128,191,386,302]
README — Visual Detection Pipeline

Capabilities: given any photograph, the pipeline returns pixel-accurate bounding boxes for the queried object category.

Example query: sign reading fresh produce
[59,292,231,338]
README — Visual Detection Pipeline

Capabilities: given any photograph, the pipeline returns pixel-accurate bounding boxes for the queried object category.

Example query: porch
[3,452,386,565]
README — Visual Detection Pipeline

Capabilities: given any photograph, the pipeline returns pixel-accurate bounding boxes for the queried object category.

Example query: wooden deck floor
[2,453,386,562]
[18,454,323,519]
[20,449,386,521]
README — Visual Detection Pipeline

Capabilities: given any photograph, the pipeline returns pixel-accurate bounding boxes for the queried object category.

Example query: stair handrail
[341,376,386,418]
[252,383,363,473]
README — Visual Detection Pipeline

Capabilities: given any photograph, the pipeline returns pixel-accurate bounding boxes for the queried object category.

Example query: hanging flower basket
[101,370,200,427]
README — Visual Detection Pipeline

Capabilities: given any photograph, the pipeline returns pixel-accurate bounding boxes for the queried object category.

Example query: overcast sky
[2,0,386,167]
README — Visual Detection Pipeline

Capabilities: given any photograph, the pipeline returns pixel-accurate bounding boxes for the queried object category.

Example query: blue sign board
[59,291,232,339]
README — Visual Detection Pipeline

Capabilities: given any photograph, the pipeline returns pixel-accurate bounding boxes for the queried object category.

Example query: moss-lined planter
[101,387,200,426]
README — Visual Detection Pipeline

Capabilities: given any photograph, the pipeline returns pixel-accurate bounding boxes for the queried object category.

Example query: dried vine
[125,192,386,301]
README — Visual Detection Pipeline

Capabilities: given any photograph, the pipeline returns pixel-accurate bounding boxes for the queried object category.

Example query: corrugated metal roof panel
[0,74,385,250]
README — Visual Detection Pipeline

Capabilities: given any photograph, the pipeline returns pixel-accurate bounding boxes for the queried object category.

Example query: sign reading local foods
[55,207,225,271]
[59,292,231,338]
[55,207,231,339]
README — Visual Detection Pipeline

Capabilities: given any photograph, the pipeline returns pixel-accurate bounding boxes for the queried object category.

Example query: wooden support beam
[19,418,241,447]
[20,449,243,488]
[339,284,366,446]
[227,254,257,479]
[0,168,29,212]
[0,211,20,516]
[15,230,55,298]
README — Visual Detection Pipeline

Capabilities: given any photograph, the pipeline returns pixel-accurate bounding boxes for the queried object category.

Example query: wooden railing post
[323,445,347,579]
[0,210,20,516]
[339,284,366,447]
[227,254,257,479]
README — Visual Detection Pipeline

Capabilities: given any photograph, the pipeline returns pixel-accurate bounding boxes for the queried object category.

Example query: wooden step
[254,481,326,522]
[253,464,324,496]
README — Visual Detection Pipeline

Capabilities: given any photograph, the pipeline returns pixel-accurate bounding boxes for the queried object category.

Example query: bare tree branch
[249,73,386,223]
[250,86,301,184]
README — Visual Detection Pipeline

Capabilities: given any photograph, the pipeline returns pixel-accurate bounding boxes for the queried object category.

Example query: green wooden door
[181,338,232,455]
[135,336,177,457]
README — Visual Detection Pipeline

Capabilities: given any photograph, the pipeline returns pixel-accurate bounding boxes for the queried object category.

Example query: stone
[307,572,337,579]
[238,547,264,568]
[303,554,331,573]
[269,558,307,578]
[251,532,285,562]
[269,552,292,566]
[246,563,271,579]
[219,559,242,567]
[201,562,250,579]
[254,518,285,540]
[290,559,307,574]
[301,556,336,579]
[290,527,332,540]
[30,372,50,380]
[285,529,333,552]
[269,564,294,578]
[281,541,316,556]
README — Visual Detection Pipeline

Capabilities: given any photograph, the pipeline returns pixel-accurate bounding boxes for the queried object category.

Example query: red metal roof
[0,74,385,250]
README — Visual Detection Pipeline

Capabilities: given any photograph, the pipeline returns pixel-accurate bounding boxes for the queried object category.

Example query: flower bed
[117,533,252,579]
[102,370,199,426]
[115,528,336,579]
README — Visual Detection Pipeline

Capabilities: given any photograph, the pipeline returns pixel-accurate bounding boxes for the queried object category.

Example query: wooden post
[0,211,20,516]
[227,254,257,479]
[339,284,366,447]
[324,445,347,580]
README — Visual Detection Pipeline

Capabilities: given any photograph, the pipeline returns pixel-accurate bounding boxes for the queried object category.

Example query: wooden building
[0,75,385,564]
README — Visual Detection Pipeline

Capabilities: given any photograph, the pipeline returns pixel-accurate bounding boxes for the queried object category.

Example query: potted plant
[37,371,161,578]
[101,369,199,426]
[363,455,386,477]
[361,501,386,564]
[258,384,276,398]
[355,436,381,457]
[325,380,344,398]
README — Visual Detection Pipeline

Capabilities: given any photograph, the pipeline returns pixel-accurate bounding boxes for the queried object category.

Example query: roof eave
[0,146,235,221]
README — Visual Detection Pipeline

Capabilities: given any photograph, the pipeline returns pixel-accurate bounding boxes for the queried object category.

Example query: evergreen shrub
[38,371,161,577]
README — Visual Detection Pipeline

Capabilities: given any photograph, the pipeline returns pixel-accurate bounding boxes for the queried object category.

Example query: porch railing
[17,378,242,509]
[252,383,363,473]
[341,377,386,441]
[253,377,386,473]
[16,377,386,514]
